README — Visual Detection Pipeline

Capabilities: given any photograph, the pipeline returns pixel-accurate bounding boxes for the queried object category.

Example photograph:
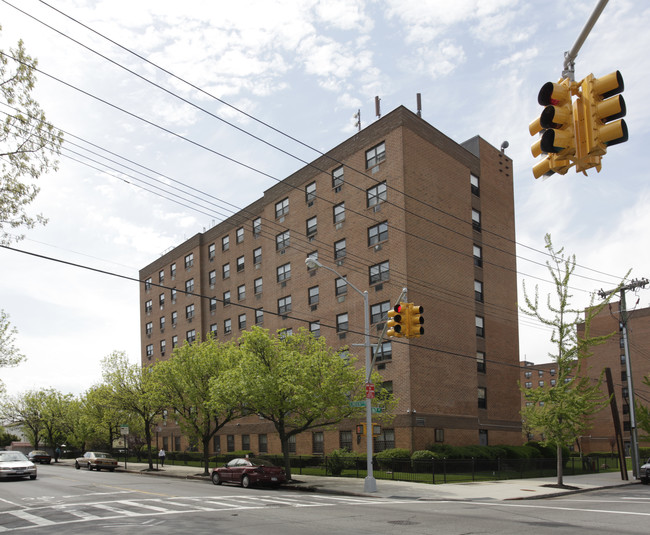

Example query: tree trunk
[202,436,211,476]
[557,442,564,486]
[145,425,154,470]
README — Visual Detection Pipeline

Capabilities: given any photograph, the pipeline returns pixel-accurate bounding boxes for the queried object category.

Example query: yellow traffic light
[580,71,628,157]
[529,79,575,179]
[386,304,404,338]
[405,304,424,338]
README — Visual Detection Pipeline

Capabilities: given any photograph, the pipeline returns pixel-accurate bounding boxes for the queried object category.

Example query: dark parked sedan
[28,450,52,464]
[211,457,286,488]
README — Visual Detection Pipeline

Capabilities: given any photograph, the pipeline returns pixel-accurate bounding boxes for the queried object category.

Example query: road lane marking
[8,510,56,526]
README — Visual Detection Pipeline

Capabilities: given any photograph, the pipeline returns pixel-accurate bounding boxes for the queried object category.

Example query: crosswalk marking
[6,510,57,526]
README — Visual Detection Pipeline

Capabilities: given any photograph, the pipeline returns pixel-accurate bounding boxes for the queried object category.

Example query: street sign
[365,383,375,399]
[371,407,382,414]
[349,400,365,407]
[120,425,129,435]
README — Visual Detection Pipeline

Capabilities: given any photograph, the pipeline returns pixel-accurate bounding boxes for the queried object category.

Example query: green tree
[1,27,63,243]
[212,327,395,480]
[0,425,19,447]
[520,234,622,486]
[38,389,75,449]
[0,309,25,393]
[100,351,166,470]
[78,384,131,452]
[0,389,47,447]
[153,335,239,475]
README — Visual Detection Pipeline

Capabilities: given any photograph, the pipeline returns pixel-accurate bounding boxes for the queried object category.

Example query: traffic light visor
[538,82,570,106]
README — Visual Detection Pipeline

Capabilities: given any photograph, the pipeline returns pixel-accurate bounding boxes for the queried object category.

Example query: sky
[1,0,649,399]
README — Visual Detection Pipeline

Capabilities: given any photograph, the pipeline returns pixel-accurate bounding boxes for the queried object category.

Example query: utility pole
[598,278,649,479]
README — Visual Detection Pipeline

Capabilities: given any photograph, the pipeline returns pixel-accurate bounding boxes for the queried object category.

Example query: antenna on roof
[416,93,422,117]
[353,109,361,132]
[375,96,381,119]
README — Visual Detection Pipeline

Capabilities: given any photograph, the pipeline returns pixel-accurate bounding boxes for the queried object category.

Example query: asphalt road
[0,464,648,534]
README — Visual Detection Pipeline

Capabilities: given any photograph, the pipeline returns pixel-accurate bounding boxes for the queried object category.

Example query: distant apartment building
[139,105,522,456]
[521,302,650,455]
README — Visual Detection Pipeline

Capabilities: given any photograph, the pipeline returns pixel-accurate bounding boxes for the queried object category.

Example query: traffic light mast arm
[562,0,610,80]
[370,287,407,369]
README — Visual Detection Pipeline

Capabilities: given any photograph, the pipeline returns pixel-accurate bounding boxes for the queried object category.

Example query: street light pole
[305,257,377,492]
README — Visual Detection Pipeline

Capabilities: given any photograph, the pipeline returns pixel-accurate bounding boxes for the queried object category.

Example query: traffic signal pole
[562,0,610,81]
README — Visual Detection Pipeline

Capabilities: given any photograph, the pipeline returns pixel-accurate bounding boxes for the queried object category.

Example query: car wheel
[211,472,222,485]
[29,475,37,480]
[241,475,251,488]
[75,461,80,470]
[87,463,93,471]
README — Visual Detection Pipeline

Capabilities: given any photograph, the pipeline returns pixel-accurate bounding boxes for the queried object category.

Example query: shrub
[375,448,411,471]
[327,449,357,476]
[411,450,437,473]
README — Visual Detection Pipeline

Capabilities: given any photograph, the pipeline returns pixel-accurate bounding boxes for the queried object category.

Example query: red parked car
[211,457,286,488]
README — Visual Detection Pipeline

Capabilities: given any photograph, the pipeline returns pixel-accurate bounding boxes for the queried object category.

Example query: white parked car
[641,458,650,485]
[0,451,37,480]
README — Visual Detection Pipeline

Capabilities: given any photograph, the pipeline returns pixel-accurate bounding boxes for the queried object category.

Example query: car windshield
[0,452,28,462]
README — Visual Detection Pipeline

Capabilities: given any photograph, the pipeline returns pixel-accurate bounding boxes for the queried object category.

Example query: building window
[185,304,195,320]
[223,290,231,306]
[309,321,321,337]
[472,209,481,232]
[159,293,165,308]
[185,278,194,293]
[375,428,395,452]
[278,296,292,315]
[209,243,216,260]
[145,277,152,291]
[472,245,482,267]
[238,314,246,330]
[236,227,244,244]
[145,300,152,314]
[275,198,289,219]
[308,286,319,306]
[332,166,344,188]
[367,181,387,207]
[160,316,165,331]
[374,341,392,362]
[172,335,178,348]
[366,141,386,168]
[170,263,176,279]
[255,308,264,325]
[288,435,296,454]
[524,370,532,379]
[435,429,444,443]
[312,431,324,454]
[253,247,262,265]
[336,313,349,332]
[339,431,352,451]
[305,181,316,203]
[184,252,194,269]
[146,344,153,358]
[334,238,346,259]
[306,216,317,236]
[258,434,268,453]
[254,277,263,295]
[477,351,486,373]
[471,173,479,196]
[160,339,166,355]
[222,235,229,251]
[145,322,153,335]
[222,263,230,279]
[476,316,485,337]
[538,370,544,377]
[207,270,215,287]
[171,311,178,325]
[478,387,487,409]
[369,261,389,285]
[236,255,245,272]
[539,380,545,387]
[474,280,484,302]
[333,202,345,223]
[227,435,235,452]
[210,323,217,336]
[237,285,246,301]
[368,221,388,246]
[224,318,232,335]
[171,288,177,303]
[335,277,347,296]
[186,329,196,343]
[525,381,532,388]
[276,230,290,251]
[550,379,557,386]
[479,429,488,446]
[253,217,261,238]
[277,263,291,283]
[212,435,221,454]
[371,301,390,324]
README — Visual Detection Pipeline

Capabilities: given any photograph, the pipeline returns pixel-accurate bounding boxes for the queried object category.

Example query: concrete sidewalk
[56,459,640,501]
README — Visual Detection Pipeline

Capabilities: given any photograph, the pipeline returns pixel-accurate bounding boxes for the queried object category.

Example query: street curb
[509,480,640,501]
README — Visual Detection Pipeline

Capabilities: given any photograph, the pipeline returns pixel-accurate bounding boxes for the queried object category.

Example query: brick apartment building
[139,105,522,457]
[521,301,650,455]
